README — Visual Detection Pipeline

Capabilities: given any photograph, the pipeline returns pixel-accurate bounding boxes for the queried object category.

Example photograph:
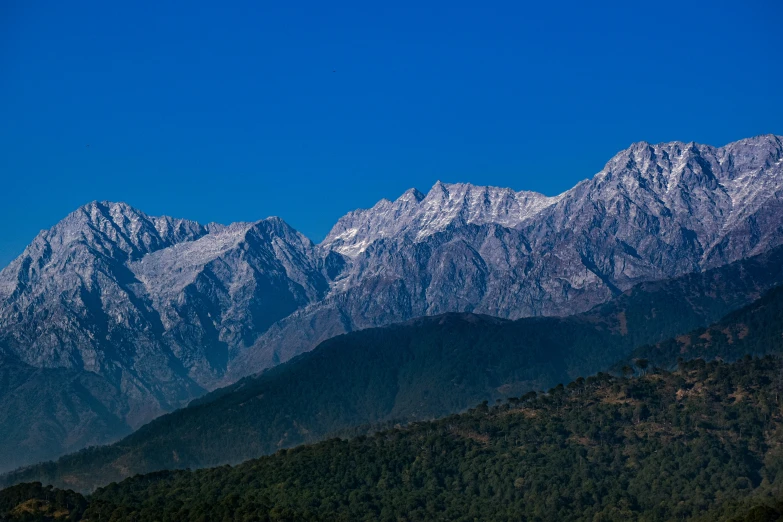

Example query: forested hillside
[5,246,783,492]
[4,357,783,521]
[622,284,783,371]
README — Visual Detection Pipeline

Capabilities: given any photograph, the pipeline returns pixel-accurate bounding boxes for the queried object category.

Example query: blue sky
[1,0,781,268]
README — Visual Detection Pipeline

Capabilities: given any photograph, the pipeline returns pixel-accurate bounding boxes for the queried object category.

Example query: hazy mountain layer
[0,355,131,474]
[5,245,783,490]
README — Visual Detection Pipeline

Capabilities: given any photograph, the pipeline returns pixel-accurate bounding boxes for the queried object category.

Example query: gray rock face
[0,203,330,428]
[321,185,562,256]
[230,134,783,377]
[1,134,782,462]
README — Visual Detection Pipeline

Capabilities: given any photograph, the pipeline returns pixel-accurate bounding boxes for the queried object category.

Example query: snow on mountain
[229,134,783,378]
[322,182,563,256]
[0,205,329,428]
[1,134,783,466]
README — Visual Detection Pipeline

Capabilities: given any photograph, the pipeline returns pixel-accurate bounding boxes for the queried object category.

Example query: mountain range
[4,243,783,490]
[1,134,782,472]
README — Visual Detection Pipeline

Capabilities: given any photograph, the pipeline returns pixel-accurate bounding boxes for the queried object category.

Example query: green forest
[623,284,783,370]
[5,356,783,521]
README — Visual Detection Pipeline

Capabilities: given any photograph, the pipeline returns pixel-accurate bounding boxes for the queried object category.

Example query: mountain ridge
[229,134,783,380]
[1,134,782,469]
[5,243,783,489]
[6,356,783,521]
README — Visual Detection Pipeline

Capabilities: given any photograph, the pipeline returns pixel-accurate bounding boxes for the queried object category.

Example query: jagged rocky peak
[596,140,713,190]
[0,199,335,435]
[598,135,783,188]
[0,201,211,300]
[320,188,426,256]
[719,134,783,174]
[540,135,783,237]
[252,215,319,248]
[321,180,562,256]
[130,216,324,302]
[6,201,207,266]
[49,200,210,257]
[415,181,562,237]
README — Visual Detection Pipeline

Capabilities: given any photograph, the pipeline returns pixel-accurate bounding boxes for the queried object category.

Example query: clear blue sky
[1,1,781,268]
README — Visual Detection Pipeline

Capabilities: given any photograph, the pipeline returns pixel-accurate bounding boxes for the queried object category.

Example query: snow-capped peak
[321,181,562,256]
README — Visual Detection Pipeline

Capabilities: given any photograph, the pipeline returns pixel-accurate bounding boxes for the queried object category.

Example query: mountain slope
[230,134,783,378]
[1,134,783,469]
[6,136,783,389]
[621,283,783,371]
[6,245,783,491]
[0,355,131,474]
[0,204,333,438]
[6,356,783,521]
[0,205,343,470]
[321,183,563,256]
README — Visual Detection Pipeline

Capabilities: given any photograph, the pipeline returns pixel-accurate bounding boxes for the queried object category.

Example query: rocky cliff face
[0,203,331,427]
[1,135,782,463]
[230,135,783,377]
[321,184,562,256]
